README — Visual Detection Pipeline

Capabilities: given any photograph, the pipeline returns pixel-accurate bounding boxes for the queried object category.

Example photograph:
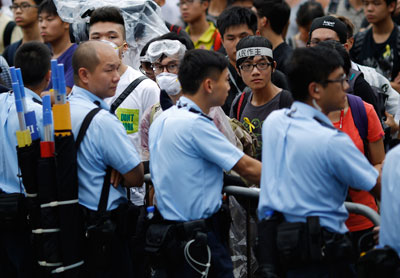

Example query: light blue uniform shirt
[0,88,43,193]
[380,145,400,255]
[69,86,141,211]
[149,96,244,221]
[258,101,378,234]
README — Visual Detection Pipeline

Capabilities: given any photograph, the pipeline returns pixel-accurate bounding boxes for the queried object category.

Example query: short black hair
[179,49,228,95]
[217,6,257,38]
[12,0,43,5]
[296,1,324,28]
[89,6,126,40]
[317,40,351,75]
[253,0,290,35]
[38,0,58,16]
[14,42,51,87]
[287,47,344,102]
[236,35,274,67]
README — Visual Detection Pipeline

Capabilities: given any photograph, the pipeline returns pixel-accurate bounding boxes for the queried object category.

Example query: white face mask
[156,72,181,96]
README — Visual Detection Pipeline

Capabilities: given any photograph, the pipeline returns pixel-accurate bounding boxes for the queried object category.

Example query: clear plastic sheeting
[229,195,258,278]
[53,0,169,69]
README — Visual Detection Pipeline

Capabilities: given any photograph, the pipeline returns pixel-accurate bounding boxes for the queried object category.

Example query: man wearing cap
[308,15,379,115]
[229,36,293,160]
[257,45,381,277]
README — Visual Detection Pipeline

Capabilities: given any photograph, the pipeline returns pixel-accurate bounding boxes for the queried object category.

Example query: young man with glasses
[229,36,293,160]
[179,0,222,50]
[257,46,381,277]
[3,0,42,66]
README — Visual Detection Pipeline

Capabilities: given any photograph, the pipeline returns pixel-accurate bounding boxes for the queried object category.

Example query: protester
[0,41,51,278]
[180,0,222,50]
[253,0,293,74]
[70,40,144,277]
[3,0,42,66]
[0,0,22,53]
[38,0,76,93]
[350,0,400,92]
[148,49,261,277]
[230,36,293,160]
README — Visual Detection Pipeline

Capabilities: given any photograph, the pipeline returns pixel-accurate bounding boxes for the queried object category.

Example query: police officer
[70,40,144,277]
[148,49,262,277]
[0,41,51,277]
[257,46,381,276]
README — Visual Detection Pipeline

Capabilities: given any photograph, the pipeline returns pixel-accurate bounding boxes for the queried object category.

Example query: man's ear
[308,82,321,100]
[78,67,90,85]
[388,0,396,13]
[235,66,241,77]
[45,70,51,83]
[202,77,213,95]
[260,16,268,28]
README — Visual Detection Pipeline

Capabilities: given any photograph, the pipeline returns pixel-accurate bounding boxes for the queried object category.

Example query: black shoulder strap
[110,75,148,114]
[347,68,363,93]
[75,107,102,150]
[3,21,16,49]
[237,88,252,120]
[98,166,112,212]
[352,29,369,62]
[278,90,293,109]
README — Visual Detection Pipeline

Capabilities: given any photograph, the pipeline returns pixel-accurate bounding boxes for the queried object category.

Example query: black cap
[309,16,347,44]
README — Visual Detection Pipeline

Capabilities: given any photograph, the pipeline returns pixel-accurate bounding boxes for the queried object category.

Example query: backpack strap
[169,24,182,35]
[74,107,112,213]
[347,68,363,93]
[347,94,368,141]
[351,29,369,63]
[3,21,16,49]
[212,29,222,51]
[236,89,252,120]
[110,75,148,114]
[278,90,293,109]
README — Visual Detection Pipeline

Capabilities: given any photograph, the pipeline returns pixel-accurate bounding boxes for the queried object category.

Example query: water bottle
[147,206,155,220]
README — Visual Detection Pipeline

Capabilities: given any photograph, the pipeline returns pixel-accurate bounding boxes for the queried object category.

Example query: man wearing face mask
[89,7,160,206]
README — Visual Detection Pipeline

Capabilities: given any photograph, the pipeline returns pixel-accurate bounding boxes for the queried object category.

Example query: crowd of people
[1,0,400,277]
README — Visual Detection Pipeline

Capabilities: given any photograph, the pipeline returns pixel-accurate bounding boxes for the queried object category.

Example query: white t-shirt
[105,66,160,153]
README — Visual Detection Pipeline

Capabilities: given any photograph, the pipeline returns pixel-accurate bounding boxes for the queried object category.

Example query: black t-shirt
[355,26,400,81]
[273,42,293,75]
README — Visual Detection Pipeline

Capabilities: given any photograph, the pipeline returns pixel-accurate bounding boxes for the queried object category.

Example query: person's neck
[208,0,227,17]
[372,17,394,37]
[118,63,128,77]
[51,35,73,59]
[22,22,42,43]
[170,92,182,104]
[182,93,211,114]
[251,83,281,106]
[349,0,363,11]
[188,15,209,37]
[261,28,284,49]
[27,84,46,96]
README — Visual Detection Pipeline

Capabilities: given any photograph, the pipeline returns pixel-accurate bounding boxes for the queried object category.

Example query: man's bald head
[72,40,113,84]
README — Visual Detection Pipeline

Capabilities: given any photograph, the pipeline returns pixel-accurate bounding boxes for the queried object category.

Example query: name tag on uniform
[116,108,139,134]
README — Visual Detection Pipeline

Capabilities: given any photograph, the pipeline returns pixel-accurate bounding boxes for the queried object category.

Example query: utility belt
[257,213,354,275]
[145,204,231,269]
[0,191,29,232]
[80,202,141,271]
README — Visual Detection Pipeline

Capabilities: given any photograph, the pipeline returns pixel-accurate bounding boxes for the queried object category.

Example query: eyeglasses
[139,63,154,76]
[239,61,272,72]
[10,2,38,12]
[152,63,179,74]
[322,74,348,90]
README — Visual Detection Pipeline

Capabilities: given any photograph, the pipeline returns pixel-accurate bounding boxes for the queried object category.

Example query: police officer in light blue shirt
[70,41,143,277]
[0,42,51,278]
[380,144,400,256]
[257,46,381,277]
[149,49,262,277]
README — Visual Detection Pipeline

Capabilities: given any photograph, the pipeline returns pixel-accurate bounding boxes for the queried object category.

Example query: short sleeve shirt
[69,86,141,211]
[149,96,244,221]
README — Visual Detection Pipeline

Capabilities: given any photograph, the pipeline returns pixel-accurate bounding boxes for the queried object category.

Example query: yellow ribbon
[243,117,255,133]
[383,44,391,58]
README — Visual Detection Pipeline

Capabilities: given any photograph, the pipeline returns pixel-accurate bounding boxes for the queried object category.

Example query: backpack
[347,93,369,155]
[211,29,222,51]
[3,21,16,49]
[347,68,387,122]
